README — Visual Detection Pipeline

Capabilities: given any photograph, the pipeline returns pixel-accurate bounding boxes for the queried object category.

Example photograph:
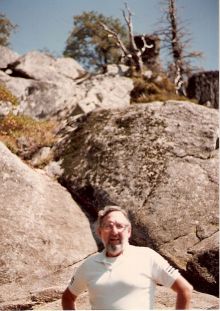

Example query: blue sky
[1,0,219,70]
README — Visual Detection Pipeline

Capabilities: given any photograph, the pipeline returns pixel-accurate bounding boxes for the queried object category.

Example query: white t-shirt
[68,244,180,310]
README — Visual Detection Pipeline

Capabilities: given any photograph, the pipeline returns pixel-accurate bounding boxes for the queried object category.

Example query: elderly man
[62,205,193,310]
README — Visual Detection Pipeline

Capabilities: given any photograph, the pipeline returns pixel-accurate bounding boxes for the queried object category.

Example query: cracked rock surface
[33,286,220,310]
[0,142,97,310]
[58,100,219,295]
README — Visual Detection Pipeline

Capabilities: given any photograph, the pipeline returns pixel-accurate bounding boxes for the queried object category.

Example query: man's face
[98,211,131,257]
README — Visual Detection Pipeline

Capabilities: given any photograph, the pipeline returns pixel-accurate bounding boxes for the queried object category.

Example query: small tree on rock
[63,11,128,71]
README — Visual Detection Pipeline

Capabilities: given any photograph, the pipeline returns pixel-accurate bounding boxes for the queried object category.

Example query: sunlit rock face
[57,100,218,295]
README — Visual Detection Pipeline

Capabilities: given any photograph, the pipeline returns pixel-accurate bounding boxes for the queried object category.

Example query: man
[62,205,193,310]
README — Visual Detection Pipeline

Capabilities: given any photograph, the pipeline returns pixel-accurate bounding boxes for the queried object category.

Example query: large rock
[0,68,79,119]
[187,71,219,109]
[0,46,19,69]
[0,70,133,120]
[71,74,133,116]
[17,79,78,119]
[0,51,86,119]
[0,142,97,310]
[186,232,219,296]
[0,51,133,120]
[32,287,220,310]
[8,50,85,82]
[57,100,219,295]
[0,73,76,119]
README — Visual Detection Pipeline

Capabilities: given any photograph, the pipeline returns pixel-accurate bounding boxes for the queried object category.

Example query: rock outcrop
[0,51,133,120]
[0,47,219,308]
[57,100,219,295]
[0,46,19,69]
[187,71,219,109]
[7,50,85,82]
[0,142,97,310]
[32,286,220,310]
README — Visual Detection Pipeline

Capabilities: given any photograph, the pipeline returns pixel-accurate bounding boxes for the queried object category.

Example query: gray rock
[0,52,133,120]
[9,50,85,82]
[30,146,53,167]
[17,79,78,119]
[186,232,219,296]
[187,71,219,109]
[70,74,133,116]
[30,286,219,310]
[0,46,19,69]
[0,70,33,99]
[0,70,78,119]
[0,142,97,309]
[155,287,219,310]
[44,160,64,178]
[103,64,130,76]
[57,100,219,295]
[0,51,88,119]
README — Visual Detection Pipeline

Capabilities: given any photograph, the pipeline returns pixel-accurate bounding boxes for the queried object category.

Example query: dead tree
[168,0,185,94]
[99,3,153,76]
[156,0,202,95]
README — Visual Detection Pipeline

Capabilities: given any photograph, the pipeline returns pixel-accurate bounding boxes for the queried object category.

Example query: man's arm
[62,287,77,310]
[171,275,193,310]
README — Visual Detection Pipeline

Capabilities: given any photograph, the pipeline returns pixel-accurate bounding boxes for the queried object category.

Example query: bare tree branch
[157,0,202,95]
[122,2,137,52]
[99,2,157,76]
[98,21,129,58]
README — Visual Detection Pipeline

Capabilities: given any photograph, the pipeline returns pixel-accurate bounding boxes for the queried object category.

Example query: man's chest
[87,258,153,294]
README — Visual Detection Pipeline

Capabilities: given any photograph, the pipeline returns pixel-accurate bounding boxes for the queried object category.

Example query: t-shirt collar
[95,242,130,263]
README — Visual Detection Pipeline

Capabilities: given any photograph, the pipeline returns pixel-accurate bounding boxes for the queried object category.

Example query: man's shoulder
[81,251,105,266]
[128,245,169,267]
[128,244,158,258]
[128,244,153,253]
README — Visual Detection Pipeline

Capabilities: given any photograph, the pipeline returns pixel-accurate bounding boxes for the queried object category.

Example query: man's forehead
[103,211,128,222]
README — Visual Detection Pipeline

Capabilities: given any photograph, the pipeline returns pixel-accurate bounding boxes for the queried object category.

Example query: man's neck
[106,251,122,257]
[105,242,129,257]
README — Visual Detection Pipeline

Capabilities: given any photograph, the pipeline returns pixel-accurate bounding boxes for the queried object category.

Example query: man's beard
[106,242,124,257]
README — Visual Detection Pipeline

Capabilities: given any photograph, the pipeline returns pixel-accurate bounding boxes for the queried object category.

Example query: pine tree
[63,11,128,70]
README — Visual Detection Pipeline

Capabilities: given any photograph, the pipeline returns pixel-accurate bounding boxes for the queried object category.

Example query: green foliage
[0,83,19,106]
[0,114,57,159]
[130,74,188,103]
[0,13,17,47]
[63,11,128,70]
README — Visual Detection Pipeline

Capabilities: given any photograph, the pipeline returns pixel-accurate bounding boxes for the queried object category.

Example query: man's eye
[116,224,124,229]
[102,223,127,231]
[103,224,112,229]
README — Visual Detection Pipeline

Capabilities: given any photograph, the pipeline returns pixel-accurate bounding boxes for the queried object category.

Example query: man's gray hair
[97,205,130,228]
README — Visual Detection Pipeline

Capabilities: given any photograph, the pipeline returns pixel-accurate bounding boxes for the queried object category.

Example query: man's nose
[111,225,119,234]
